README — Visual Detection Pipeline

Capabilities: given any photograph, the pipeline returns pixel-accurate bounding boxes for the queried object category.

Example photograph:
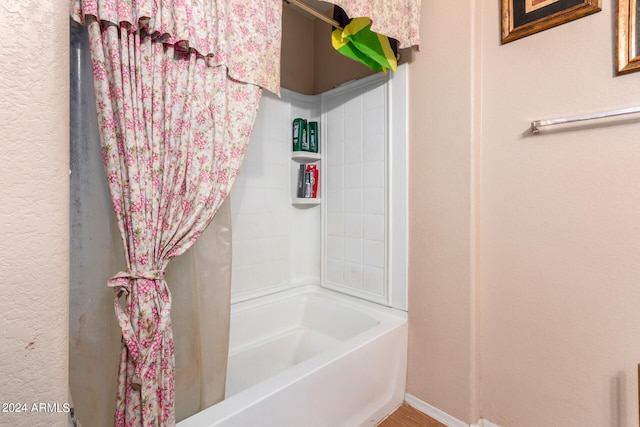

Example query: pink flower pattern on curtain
[331,0,421,48]
[70,0,281,425]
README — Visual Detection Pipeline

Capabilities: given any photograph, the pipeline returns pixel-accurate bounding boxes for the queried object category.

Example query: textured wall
[407,0,478,423]
[479,1,640,426]
[281,5,315,95]
[0,2,69,427]
[407,0,640,426]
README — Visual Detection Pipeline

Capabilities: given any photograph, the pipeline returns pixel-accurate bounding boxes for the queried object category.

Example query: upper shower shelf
[291,151,321,162]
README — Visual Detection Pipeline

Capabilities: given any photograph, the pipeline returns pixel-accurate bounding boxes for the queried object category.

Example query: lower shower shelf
[292,198,321,206]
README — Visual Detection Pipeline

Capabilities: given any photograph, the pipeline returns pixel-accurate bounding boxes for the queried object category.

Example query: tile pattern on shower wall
[325,82,386,298]
[231,93,290,297]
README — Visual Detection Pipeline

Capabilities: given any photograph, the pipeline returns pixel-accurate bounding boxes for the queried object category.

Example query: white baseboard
[403,394,501,427]
[404,394,469,427]
[473,420,501,427]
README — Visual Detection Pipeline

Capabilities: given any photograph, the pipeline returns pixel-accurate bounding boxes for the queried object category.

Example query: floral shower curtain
[70,0,281,424]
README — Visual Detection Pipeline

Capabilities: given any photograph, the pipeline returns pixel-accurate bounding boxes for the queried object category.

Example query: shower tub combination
[178,285,407,427]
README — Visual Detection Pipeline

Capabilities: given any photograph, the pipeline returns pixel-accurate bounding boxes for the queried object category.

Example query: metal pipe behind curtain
[69,19,233,426]
[284,0,342,28]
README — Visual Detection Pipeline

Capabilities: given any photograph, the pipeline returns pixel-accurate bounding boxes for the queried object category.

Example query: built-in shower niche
[230,64,407,310]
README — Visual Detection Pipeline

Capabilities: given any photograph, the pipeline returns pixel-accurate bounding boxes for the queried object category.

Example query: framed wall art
[501,0,602,44]
[616,0,640,74]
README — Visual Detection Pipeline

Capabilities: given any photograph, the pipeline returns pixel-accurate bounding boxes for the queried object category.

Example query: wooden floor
[377,403,447,427]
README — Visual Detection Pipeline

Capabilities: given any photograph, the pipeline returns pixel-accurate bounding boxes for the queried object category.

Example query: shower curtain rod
[284,0,343,29]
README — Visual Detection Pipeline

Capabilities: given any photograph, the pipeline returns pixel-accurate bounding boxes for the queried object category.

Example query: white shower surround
[231,64,408,310]
[321,67,408,309]
[230,88,322,302]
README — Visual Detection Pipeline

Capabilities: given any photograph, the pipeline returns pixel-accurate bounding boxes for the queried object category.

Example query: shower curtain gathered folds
[69,0,281,425]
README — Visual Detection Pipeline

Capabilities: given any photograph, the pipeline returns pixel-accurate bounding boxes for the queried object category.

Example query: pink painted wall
[281,5,316,95]
[408,0,640,426]
[407,0,479,422]
[280,5,375,95]
[0,2,69,427]
[479,0,640,425]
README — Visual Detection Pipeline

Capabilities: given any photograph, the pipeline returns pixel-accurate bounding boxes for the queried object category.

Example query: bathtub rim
[177,284,407,427]
[229,284,406,324]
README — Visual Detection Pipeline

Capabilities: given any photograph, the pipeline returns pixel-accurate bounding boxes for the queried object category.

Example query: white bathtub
[178,285,407,427]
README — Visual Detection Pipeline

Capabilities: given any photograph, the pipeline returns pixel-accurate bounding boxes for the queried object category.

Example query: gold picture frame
[501,0,602,44]
[617,0,640,74]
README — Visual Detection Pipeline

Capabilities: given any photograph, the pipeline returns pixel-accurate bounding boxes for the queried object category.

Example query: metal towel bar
[531,105,640,134]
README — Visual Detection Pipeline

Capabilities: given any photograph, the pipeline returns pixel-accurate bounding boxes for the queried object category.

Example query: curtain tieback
[107,269,171,389]
[107,269,165,293]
